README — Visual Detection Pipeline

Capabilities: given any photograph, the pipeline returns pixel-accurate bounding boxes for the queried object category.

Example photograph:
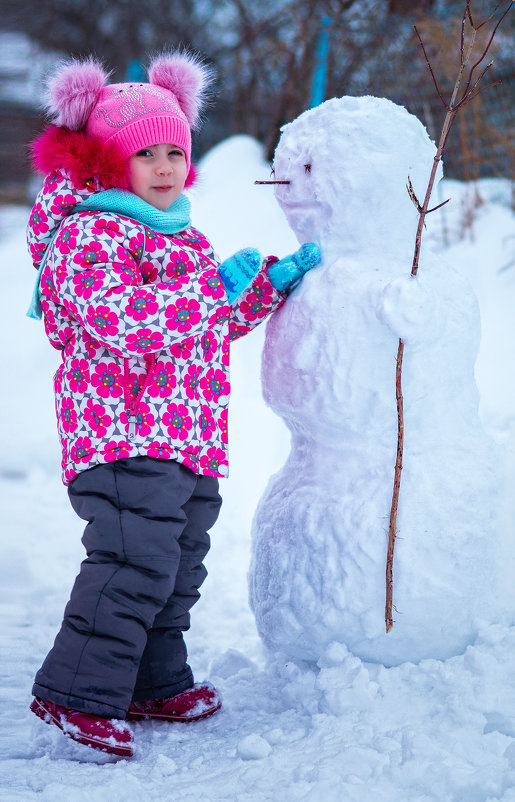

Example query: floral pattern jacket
[27,168,284,484]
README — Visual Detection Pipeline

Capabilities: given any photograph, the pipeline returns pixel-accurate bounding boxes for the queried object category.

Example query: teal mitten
[218,248,262,304]
[267,243,322,291]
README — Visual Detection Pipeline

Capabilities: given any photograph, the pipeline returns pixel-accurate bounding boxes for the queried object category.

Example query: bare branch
[414,26,448,109]
[466,0,474,29]
[460,1,512,100]
[458,60,494,105]
[456,78,503,108]
[427,198,451,213]
[476,0,512,28]
[385,0,513,634]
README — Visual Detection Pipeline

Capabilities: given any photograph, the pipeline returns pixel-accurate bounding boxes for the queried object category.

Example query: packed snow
[1,112,515,801]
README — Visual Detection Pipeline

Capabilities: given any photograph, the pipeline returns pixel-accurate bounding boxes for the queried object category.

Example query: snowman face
[272,139,332,243]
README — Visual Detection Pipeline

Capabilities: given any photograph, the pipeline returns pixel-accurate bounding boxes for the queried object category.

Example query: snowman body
[249,97,501,666]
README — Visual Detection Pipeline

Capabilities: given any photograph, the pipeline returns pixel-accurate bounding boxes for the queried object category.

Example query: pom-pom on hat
[43,50,213,184]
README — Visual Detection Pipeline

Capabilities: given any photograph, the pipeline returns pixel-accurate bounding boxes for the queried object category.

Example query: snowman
[249,96,502,666]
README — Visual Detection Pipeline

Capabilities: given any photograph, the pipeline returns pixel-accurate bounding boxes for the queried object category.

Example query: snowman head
[273,96,441,248]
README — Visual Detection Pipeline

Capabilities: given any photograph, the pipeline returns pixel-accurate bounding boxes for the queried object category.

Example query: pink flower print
[200,446,228,476]
[200,367,230,403]
[82,330,102,358]
[197,253,214,269]
[183,365,201,400]
[41,302,58,336]
[129,233,144,261]
[165,249,195,278]
[140,260,159,284]
[113,255,140,285]
[145,441,173,459]
[209,306,231,327]
[54,365,64,395]
[60,436,68,468]
[51,193,77,217]
[73,241,109,267]
[90,362,123,399]
[64,467,79,484]
[165,297,202,334]
[240,293,267,321]
[30,241,47,265]
[43,173,59,193]
[41,266,59,303]
[157,274,190,292]
[180,445,199,473]
[120,403,155,437]
[144,228,166,253]
[229,322,248,341]
[56,221,79,255]
[200,330,217,363]
[218,408,228,445]
[125,328,164,354]
[29,203,49,236]
[54,258,68,290]
[83,399,112,437]
[200,269,225,300]
[91,217,121,238]
[127,370,145,399]
[67,358,90,393]
[86,304,119,338]
[170,337,194,360]
[73,269,106,300]
[163,402,193,441]
[103,441,134,462]
[199,405,216,442]
[148,360,177,399]
[70,436,93,464]
[58,326,76,356]
[60,396,78,433]
[252,273,274,302]
[63,297,82,324]
[180,228,211,251]
[125,289,159,321]
[221,337,229,366]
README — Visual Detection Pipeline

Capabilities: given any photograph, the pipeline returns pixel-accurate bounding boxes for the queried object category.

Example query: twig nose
[254,180,291,184]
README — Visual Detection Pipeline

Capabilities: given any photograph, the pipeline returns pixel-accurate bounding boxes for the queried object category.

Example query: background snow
[1,133,515,801]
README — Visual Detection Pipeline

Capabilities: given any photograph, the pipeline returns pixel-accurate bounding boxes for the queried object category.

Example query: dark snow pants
[32,457,222,719]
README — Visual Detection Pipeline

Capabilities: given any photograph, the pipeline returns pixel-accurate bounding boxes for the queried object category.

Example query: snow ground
[1,136,515,801]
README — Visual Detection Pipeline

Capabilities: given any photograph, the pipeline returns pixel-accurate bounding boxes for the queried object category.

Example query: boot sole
[30,698,133,757]
[126,698,222,722]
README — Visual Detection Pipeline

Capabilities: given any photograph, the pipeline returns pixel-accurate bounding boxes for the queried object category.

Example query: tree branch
[384,0,513,634]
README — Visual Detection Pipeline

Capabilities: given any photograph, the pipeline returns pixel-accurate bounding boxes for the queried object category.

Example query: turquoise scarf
[27,191,191,320]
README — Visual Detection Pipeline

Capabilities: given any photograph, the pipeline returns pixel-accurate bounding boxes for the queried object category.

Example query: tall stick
[385,0,512,633]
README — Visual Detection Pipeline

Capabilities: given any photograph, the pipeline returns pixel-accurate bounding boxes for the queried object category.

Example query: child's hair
[32,50,214,189]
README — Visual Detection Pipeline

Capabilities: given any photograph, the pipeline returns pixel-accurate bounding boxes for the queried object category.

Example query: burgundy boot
[126,681,221,722]
[30,697,134,757]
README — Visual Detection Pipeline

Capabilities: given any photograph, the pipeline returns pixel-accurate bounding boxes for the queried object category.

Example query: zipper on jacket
[123,353,156,442]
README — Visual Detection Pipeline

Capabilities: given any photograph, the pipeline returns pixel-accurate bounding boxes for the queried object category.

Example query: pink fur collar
[30,126,130,190]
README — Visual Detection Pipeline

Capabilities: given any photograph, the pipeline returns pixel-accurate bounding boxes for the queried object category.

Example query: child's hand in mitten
[218,248,262,304]
[267,243,322,291]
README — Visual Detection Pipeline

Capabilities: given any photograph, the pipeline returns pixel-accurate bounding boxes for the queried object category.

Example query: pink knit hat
[42,50,213,182]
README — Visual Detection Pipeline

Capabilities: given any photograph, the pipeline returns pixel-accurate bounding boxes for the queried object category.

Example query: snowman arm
[228,256,286,341]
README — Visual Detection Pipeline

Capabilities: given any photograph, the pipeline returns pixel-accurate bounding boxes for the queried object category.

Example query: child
[27,50,320,757]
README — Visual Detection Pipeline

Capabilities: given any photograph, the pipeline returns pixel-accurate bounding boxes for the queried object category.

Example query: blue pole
[310,16,332,109]
[126,59,145,82]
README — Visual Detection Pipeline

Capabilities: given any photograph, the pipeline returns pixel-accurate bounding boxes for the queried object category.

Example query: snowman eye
[304,163,311,174]
[270,166,276,177]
